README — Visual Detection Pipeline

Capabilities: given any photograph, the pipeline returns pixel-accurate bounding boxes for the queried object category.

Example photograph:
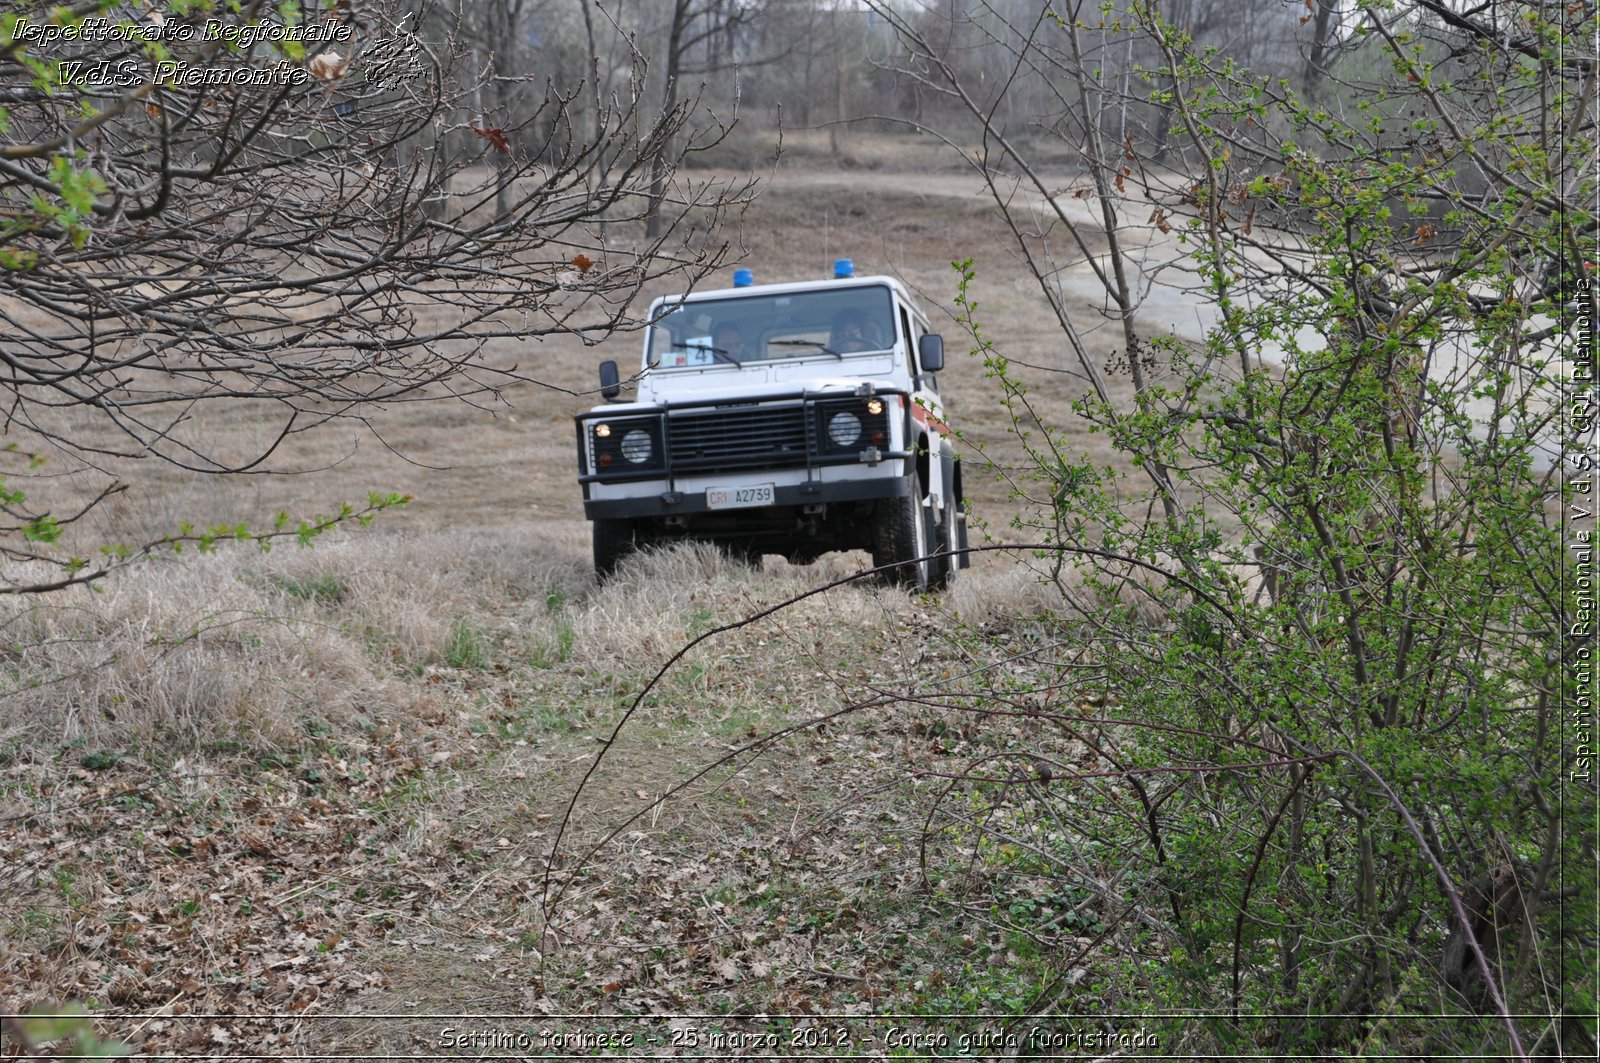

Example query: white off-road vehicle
[575,261,969,589]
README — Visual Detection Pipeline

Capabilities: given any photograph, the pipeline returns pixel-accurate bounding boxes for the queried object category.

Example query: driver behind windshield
[712,321,749,361]
[831,310,872,353]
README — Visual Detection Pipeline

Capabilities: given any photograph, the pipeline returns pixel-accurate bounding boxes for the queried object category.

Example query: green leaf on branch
[22,515,60,543]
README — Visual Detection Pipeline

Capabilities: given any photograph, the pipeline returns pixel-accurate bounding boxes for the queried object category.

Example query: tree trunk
[578,0,603,146]
[645,0,691,239]
[1304,0,1337,100]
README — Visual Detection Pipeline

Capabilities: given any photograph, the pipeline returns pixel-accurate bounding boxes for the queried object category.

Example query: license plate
[706,483,775,510]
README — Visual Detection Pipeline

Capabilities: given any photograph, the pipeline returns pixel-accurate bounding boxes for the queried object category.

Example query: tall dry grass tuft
[565,544,1073,705]
[570,542,760,660]
[941,556,1064,629]
[0,529,592,760]
[571,544,906,664]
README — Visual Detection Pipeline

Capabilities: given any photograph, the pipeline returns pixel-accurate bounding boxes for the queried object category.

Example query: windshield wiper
[767,340,843,360]
[672,345,741,366]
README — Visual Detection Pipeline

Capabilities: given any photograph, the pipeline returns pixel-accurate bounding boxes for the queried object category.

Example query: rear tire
[872,472,935,592]
[929,513,953,590]
[931,507,957,590]
[934,472,970,586]
[593,519,641,582]
[955,504,971,568]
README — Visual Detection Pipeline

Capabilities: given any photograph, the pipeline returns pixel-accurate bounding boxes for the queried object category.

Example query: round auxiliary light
[594,423,612,438]
[865,398,884,415]
[827,411,862,448]
[620,428,653,464]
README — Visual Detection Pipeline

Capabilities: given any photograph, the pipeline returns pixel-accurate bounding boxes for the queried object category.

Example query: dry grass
[0,526,1048,753]
[0,518,1088,1053]
[1,537,472,757]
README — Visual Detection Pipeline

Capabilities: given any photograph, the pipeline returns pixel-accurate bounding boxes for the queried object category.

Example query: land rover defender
[574,261,968,589]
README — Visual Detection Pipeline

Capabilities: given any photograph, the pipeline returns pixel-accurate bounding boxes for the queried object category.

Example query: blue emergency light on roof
[834,258,855,279]
[732,268,754,287]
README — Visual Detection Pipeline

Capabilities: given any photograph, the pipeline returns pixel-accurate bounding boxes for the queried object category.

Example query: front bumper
[582,474,908,521]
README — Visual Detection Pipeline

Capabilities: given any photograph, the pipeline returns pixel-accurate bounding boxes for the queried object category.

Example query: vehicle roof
[647,274,919,312]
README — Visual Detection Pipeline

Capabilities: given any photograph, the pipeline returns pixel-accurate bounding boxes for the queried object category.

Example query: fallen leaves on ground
[2,600,1101,1056]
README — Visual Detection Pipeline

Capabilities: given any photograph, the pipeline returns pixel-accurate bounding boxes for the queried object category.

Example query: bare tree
[0,0,749,592]
[450,0,537,218]
[643,0,775,236]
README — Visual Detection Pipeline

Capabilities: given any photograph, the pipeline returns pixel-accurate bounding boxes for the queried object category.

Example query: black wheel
[955,502,971,568]
[926,459,968,589]
[872,472,935,591]
[930,502,971,587]
[937,466,970,584]
[593,518,641,582]
[931,504,958,590]
[929,512,953,590]
[718,539,764,570]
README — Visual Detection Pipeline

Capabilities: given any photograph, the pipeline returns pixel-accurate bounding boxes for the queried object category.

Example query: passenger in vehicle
[713,322,750,361]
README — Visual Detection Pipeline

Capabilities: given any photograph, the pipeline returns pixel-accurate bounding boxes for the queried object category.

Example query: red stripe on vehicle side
[910,404,952,437]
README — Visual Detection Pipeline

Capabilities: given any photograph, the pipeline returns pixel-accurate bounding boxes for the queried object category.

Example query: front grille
[667,405,810,472]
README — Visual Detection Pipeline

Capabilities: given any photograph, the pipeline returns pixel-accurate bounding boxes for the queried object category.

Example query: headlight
[827,410,862,447]
[621,429,653,464]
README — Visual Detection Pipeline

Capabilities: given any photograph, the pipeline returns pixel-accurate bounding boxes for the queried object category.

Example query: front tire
[593,518,642,582]
[718,539,764,570]
[873,472,935,592]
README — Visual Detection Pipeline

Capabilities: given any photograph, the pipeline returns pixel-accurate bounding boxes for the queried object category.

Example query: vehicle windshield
[647,285,896,368]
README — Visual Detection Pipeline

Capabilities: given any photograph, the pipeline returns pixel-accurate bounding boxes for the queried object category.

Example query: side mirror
[598,360,621,401]
[918,333,944,373]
